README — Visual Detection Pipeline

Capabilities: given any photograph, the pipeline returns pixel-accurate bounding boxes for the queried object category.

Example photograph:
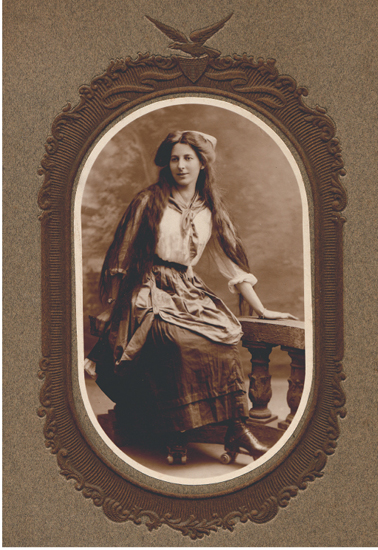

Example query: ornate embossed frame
[38,52,346,539]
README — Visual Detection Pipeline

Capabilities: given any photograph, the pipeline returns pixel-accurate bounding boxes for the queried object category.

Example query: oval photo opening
[75,98,313,486]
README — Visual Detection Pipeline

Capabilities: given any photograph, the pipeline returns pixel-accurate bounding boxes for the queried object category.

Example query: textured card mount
[38,16,346,539]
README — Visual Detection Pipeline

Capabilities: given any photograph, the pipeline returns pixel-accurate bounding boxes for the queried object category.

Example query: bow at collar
[168,192,207,261]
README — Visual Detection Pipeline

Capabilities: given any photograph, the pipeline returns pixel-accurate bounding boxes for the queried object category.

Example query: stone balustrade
[97,317,306,449]
[239,317,306,430]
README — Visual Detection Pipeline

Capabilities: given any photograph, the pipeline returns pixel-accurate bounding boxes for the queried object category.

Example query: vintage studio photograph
[76,100,310,483]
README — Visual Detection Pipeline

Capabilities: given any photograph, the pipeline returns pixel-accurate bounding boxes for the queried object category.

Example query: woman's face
[169,143,203,192]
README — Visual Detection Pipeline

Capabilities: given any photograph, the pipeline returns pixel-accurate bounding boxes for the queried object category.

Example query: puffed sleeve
[207,238,258,294]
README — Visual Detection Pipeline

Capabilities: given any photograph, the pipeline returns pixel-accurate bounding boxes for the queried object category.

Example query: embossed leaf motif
[101,71,183,108]
[205,69,287,108]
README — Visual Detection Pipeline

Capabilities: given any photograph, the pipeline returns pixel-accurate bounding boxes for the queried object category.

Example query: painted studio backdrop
[80,103,305,398]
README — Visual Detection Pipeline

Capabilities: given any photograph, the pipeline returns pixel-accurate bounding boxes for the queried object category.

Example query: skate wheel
[167,454,174,465]
[220,452,234,464]
[181,455,187,464]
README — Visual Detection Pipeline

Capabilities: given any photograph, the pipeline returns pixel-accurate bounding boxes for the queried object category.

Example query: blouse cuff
[228,273,258,294]
[109,267,126,276]
[84,358,97,379]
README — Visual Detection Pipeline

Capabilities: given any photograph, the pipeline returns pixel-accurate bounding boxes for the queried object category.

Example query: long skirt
[93,261,249,435]
[138,318,248,432]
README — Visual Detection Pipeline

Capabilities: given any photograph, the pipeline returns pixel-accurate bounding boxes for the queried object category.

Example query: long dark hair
[100,131,250,309]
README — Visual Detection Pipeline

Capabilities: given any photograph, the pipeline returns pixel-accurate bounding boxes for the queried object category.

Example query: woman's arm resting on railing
[235,281,298,320]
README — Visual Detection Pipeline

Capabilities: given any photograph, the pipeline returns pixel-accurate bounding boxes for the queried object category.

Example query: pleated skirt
[139,317,249,432]
[95,262,249,433]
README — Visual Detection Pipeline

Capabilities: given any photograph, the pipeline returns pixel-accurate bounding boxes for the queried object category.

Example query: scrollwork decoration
[38,25,346,537]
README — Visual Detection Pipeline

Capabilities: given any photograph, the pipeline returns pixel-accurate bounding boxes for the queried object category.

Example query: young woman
[85,130,297,464]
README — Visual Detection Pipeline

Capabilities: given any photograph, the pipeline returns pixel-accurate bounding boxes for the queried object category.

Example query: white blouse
[156,203,257,294]
[84,197,257,375]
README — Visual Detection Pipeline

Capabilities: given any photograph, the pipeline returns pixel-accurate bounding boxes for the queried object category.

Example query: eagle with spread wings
[145,13,233,58]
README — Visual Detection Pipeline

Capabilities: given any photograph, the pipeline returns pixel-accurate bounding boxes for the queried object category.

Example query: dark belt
[153,255,188,273]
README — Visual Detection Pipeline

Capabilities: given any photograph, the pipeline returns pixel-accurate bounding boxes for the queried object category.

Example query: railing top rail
[239,317,305,350]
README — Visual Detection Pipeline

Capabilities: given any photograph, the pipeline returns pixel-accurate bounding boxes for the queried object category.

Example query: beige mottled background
[3,0,378,546]
[81,104,304,356]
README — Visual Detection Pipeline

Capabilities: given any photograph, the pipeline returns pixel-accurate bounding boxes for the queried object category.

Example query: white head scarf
[182,131,217,150]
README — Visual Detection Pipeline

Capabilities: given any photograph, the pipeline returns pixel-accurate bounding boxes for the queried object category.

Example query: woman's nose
[178,158,185,170]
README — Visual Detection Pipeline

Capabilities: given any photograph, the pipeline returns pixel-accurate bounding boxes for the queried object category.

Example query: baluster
[278,346,305,429]
[242,340,278,423]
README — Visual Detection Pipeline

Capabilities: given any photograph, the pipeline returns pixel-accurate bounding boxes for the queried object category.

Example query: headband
[182,131,217,150]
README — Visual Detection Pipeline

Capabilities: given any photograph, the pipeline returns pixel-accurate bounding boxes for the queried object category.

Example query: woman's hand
[259,308,298,321]
[235,282,299,321]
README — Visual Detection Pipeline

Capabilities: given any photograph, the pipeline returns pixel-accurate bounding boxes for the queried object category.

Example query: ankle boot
[221,419,269,463]
[166,431,188,465]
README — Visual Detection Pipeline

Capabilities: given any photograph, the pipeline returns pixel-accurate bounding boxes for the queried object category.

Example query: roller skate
[220,420,269,464]
[166,431,188,465]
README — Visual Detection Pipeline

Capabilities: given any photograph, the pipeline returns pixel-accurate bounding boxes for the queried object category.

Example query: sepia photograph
[7,0,377,543]
[75,98,312,484]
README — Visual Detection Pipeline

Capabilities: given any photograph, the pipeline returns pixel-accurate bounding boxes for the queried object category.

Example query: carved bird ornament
[145,13,233,58]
